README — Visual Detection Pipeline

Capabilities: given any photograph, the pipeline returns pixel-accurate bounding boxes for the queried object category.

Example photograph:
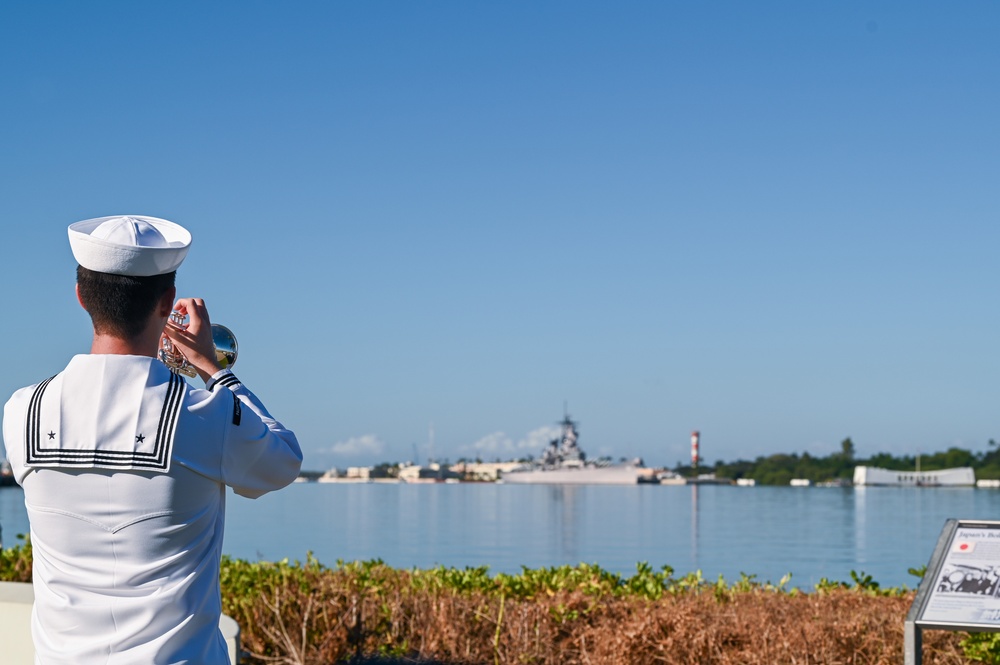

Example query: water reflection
[854,486,867,569]
[690,484,699,564]
[546,485,581,564]
[6,482,1000,588]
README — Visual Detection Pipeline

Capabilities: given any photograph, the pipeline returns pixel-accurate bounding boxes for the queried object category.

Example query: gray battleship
[501,412,643,485]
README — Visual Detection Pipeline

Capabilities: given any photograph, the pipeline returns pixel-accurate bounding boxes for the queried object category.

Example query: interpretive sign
[906,519,1000,665]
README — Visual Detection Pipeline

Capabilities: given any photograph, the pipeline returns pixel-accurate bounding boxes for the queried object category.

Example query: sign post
[906,519,1000,665]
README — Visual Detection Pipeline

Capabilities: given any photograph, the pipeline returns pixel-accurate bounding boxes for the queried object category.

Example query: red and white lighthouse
[690,431,700,470]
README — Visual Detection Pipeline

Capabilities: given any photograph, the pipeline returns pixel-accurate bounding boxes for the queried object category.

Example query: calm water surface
[3,482,998,588]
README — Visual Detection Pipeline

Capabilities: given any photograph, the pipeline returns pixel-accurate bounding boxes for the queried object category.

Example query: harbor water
[3,481,998,589]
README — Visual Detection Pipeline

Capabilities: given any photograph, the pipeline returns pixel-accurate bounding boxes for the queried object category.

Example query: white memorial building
[853,466,975,487]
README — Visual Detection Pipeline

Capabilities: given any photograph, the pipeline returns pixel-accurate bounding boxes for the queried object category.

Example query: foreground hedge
[0,538,988,663]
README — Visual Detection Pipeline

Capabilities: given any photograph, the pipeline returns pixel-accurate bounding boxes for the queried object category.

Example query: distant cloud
[805,440,830,455]
[467,431,510,454]
[326,434,386,457]
[462,425,562,457]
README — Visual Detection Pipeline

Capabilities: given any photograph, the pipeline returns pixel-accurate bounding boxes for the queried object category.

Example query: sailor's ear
[157,286,177,317]
[75,284,86,311]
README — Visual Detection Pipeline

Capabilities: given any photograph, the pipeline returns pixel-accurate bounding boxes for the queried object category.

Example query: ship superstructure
[502,411,642,485]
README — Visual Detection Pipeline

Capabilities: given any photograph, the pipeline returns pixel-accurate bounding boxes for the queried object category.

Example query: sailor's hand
[163,298,221,383]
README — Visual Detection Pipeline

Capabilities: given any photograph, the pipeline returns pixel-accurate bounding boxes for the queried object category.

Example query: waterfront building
[449,461,523,482]
[398,462,460,483]
[853,466,975,487]
[346,467,371,480]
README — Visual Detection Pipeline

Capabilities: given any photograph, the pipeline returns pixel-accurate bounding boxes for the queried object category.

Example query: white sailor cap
[68,215,192,276]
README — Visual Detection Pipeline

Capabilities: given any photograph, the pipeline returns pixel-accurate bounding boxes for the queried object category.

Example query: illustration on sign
[920,524,1000,626]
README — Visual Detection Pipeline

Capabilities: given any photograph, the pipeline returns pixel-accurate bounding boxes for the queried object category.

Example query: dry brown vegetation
[1,541,980,664]
[222,558,971,665]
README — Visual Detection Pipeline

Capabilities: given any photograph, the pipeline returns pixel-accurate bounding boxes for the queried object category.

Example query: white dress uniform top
[4,359,302,664]
[2,214,303,664]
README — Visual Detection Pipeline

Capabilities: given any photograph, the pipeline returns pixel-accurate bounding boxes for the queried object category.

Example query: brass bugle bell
[159,311,238,378]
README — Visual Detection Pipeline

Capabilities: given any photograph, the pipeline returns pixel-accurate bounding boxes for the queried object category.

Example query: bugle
[159,311,238,378]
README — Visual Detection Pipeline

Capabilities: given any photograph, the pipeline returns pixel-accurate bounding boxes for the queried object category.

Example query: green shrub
[0,534,32,582]
[961,632,1000,664]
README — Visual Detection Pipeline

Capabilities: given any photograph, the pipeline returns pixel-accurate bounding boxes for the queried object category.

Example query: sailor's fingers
[175,297,208,326]
[165,298,219,375]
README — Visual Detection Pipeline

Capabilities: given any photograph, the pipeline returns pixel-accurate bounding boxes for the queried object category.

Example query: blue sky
[1,2,999,470]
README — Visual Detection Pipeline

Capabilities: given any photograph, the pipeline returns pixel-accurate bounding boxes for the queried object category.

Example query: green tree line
[676,437,1000,486]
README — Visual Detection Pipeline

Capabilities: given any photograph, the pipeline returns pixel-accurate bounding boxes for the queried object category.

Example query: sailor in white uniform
[3,215,302,664]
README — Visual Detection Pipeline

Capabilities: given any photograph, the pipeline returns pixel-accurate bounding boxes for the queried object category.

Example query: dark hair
[76,265,176,339]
